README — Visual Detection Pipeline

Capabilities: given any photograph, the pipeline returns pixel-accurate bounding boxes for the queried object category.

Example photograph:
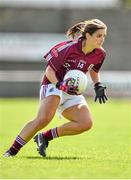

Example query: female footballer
[4,19,108,157]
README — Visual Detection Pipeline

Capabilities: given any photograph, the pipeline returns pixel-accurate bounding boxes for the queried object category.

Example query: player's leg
[37,95,93,157]
[57,103,93,136]
[37,104,92,156]
[19,95,60,141]
[3,95,60,157]
[38,104,92,157]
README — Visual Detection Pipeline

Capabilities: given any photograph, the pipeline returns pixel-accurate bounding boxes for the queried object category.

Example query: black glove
[56,78,78,95]
[94,82,108,104]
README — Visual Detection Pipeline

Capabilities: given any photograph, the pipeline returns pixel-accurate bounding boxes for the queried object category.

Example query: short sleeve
[44,46,68,72]
[92,50,106,72]
[92,60,104,72]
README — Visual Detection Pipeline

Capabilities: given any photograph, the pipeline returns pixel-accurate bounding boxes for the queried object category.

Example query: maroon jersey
[42,38,106,85]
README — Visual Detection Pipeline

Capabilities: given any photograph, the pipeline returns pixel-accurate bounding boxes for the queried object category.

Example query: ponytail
[66,19,107,39]
[66,22,85,39]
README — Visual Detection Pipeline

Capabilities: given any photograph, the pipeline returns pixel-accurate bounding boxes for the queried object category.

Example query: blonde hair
[67,19,107,39]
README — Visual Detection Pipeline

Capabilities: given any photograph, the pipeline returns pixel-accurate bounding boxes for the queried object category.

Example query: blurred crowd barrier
[0,70,131,98]
[0,32,131,71]
[0,33,131,98]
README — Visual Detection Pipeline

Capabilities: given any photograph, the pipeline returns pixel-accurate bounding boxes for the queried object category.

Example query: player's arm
[89,69,108,104]
[89,69,101,84]
[45,65,59,84]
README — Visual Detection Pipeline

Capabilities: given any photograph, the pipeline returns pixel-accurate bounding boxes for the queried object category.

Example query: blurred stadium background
[0,0,131,98]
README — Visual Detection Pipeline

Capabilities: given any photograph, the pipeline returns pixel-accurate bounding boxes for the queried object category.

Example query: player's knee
[79,118,93,132]
[35,116,51,130]
[86,119,93,130]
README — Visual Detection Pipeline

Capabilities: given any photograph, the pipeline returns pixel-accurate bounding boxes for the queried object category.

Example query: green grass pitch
[0,98,131,179]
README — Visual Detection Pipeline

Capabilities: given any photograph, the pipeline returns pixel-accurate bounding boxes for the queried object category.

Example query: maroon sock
[42,127,59,141]
[9,135,26,155]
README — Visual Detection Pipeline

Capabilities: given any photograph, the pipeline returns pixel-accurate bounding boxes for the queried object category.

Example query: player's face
[87,29,107,48]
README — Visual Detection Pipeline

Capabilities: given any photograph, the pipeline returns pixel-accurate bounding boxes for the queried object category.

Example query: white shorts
[40,84,87,115]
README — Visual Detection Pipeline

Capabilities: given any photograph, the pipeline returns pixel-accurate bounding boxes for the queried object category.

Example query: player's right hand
[56,78,78,95]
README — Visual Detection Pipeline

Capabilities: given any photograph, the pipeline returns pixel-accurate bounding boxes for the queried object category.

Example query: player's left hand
[94,82,108,104]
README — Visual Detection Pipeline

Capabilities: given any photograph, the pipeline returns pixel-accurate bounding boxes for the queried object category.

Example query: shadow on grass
[25,156,86,160]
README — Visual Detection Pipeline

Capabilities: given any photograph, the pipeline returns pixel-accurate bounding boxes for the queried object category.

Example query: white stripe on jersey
[57,40,78,52]
[45,53,52,61]
[45,40,78,62]
[49,61,57,71]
